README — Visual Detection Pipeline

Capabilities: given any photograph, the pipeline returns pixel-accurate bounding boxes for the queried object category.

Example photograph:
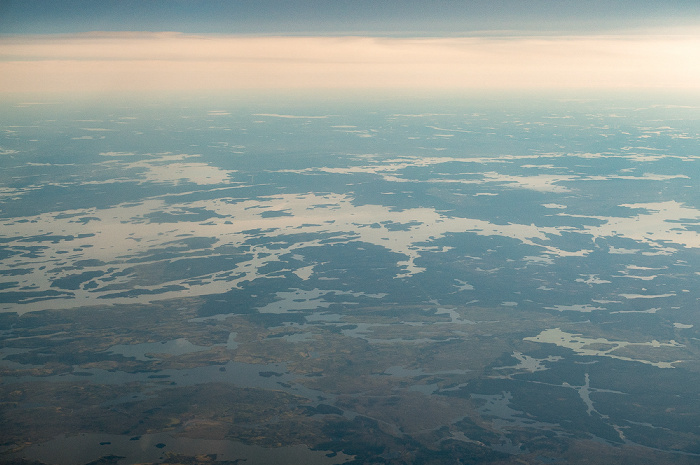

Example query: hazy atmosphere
[1,2,700,464]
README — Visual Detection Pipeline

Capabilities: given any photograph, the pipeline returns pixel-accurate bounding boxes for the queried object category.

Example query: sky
[1,0,699,94]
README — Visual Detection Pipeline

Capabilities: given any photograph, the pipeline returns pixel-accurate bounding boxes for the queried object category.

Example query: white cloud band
[1,32,700,93]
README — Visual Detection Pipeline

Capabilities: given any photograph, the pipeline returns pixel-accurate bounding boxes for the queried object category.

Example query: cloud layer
[2,32,699,93]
